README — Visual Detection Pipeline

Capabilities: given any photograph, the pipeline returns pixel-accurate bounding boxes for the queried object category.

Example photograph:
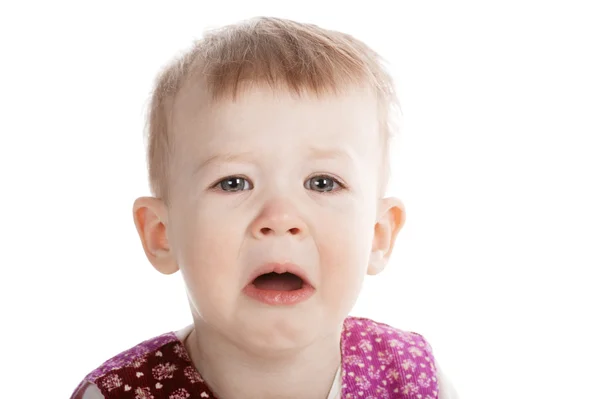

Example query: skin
[132,82,406,399]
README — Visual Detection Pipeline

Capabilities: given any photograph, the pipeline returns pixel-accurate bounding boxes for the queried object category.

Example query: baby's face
[155,84,403,351]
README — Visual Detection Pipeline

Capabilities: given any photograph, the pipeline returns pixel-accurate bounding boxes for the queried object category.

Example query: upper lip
[247,262,314,288]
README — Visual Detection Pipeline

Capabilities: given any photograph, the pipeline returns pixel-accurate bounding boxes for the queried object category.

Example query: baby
[71,17,458,399]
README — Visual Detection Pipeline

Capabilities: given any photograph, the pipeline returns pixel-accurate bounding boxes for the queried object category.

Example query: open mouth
[244,264,315,305]
[252,272,305,291]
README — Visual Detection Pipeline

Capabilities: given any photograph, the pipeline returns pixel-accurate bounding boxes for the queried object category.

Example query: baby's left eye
[304,175,344,193]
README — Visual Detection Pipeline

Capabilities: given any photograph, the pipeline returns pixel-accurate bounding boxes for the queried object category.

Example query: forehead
[171,83,381,161]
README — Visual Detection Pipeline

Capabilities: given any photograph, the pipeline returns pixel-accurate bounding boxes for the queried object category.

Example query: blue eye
[213,175,343,193]
[305,175,343,192]
[217,177,253,192]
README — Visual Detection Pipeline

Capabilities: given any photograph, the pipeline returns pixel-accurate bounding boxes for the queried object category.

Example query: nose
[251,199,308,239]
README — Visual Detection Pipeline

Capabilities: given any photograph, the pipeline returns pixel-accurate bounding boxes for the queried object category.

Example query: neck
[185,320,342,399]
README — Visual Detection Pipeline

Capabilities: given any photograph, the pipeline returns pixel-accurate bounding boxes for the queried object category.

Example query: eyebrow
[193,146,354,174]
[196,151,256,170]
[306,146,355,163]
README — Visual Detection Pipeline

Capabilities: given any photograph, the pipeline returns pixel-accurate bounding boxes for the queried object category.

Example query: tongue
[253,272,303,291]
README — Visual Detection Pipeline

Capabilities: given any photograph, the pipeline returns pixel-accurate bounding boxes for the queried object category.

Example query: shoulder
[69,326,192,399]
[343,316,435,355]
[85,330,181,383]
[343,316,460,398]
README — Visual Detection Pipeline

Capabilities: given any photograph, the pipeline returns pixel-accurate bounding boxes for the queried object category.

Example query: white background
[1,1,599,398]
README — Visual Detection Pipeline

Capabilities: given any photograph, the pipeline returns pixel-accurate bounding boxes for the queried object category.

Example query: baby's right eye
[214,176,253,192]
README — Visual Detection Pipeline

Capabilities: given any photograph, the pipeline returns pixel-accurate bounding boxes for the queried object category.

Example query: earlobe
[367,197,406,275]
[367,250,385,275]
[132,197,179,275]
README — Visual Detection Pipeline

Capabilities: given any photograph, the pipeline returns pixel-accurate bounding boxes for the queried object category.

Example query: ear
[132,197,179,275]
[367,197,406,275]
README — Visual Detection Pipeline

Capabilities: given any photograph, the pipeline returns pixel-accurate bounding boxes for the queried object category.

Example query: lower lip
[243,284,315,306]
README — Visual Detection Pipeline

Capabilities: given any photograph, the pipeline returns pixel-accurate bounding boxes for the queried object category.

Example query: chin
[233,308,322,354]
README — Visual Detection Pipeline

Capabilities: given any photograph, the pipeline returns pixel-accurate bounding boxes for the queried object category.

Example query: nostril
[258,227,301,236]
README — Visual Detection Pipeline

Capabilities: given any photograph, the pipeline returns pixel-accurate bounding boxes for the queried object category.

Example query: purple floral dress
[71,317,440,398]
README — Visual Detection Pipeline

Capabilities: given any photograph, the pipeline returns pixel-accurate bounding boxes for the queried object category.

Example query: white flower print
[355,375,371,391]
[408,346,423,357]
[401,382,419,396]
[173,344,191,361]
[367,364,381,380]
[184,366,204,383]
[374,385,391,399]
[169,388,191,399]
[100,374,122,392]
[134,387,154,399]
[401,358,417,372]
[417,372,431,388]
[371,325,386,335]
[388,339,405,349]
[344,354,365,367]
[152,362,178,380]
[131,356,148,368]
[385,368,400,382]
[377,350,393,365]
[358,339,373,352]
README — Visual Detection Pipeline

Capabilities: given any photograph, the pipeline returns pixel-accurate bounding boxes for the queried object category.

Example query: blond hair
[146,17,401,202]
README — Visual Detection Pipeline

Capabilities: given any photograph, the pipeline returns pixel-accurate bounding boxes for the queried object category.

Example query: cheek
[317,206,374,305]
[170,204,244,316]
[319,198,375,260]
[172,198,242,268]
